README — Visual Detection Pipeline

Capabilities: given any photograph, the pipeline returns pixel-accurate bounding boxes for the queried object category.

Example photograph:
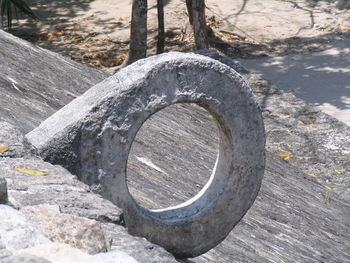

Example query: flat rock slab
[0,205,51,251]
[0,29,106,133]
[0,157,122,223]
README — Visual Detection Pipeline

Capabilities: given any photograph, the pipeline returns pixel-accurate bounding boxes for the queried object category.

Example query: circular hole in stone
[127,103,219,210]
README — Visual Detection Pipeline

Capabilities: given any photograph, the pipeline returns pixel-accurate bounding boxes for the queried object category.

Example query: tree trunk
[124,0,148,65]
[185,0,193,25]
[185,0,208,49]
[156,0,165,54]
[191,0,208,49]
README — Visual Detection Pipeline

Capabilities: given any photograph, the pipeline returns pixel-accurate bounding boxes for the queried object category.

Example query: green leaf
[333,168,343,175]
[16,168,49,176]
[324,185,333,191]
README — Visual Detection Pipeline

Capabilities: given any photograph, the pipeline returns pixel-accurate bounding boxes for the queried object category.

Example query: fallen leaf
[336,155,348,160]
[16,168,49,176]
[279,152,292,160]
[324,185,333,191]
[0,145,9,152]
[307,173,318,178]
[273,147,281,152]
[333,168,343,175]
[279,152,292,157]
[286,144,292,148]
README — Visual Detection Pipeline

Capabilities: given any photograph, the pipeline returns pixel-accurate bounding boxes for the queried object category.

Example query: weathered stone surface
[0,156,176,262]
[101,223,177,263]
[21,204,111,254]
[17,243,138,263]
[0,29,106,133]
[0,237,13,260]
[0,177,7,204]
[87,250,139,263]
[0,205,51,251]
[1,253,52,263]
[0,158,122,223]
[27,52,266,257]
[0,122,36,158]
[18,243,90,263]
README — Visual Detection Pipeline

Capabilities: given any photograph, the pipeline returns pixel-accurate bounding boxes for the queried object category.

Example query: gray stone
[0,29,106,133]
[101,223,177,263]
[0,237,13,260]
[21,204,111,254]
[27,52,266,257]
[0,249,13,260]
[17,243,91,263]
[0,158,123,223]
[1,253,52,263]
[87,250,139,263]
[0,205,51,251]
[0,122,36,158]
[0,158,176,262]
[18,243,138,263]
[0,177,7,204]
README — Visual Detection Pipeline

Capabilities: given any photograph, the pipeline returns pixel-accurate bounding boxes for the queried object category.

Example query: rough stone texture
[101,223,178,263]
[0,122,36,158]
[0,29,349,262]
[0,158,122,223]
[0,177,7,204]
[0,29,106,133]
[0,237,13,260]
[16,243,138,263]
[1,254,52,263]
[21,204,111,254]
[0,157,176,262]
[0,205,51,251]
[86,250,139,263]
[27,52,266,257]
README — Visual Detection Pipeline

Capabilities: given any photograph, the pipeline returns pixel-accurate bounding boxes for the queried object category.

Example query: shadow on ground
[237,38,350,124]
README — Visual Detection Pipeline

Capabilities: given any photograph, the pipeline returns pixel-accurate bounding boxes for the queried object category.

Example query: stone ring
[27,52,265,258]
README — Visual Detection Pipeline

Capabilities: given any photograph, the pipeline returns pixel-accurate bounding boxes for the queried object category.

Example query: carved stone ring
[27,52,265,258]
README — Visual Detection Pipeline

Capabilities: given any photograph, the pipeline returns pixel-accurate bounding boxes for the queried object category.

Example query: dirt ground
[8,0,350,70]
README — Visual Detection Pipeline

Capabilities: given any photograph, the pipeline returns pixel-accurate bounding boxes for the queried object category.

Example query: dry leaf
[307,173,318,178]
[336,155,348,160]
[16,168,49,176]
[279,152,292,160]
[279,152,292,157]
[0,145,9,152]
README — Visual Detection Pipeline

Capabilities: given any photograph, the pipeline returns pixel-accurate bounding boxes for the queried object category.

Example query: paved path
[237,39,350,126]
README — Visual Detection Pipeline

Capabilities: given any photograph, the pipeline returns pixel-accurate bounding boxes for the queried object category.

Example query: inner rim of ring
[126,102,231,221]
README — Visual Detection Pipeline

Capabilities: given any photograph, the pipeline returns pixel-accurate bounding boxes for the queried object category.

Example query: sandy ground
[8,0,350,125]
